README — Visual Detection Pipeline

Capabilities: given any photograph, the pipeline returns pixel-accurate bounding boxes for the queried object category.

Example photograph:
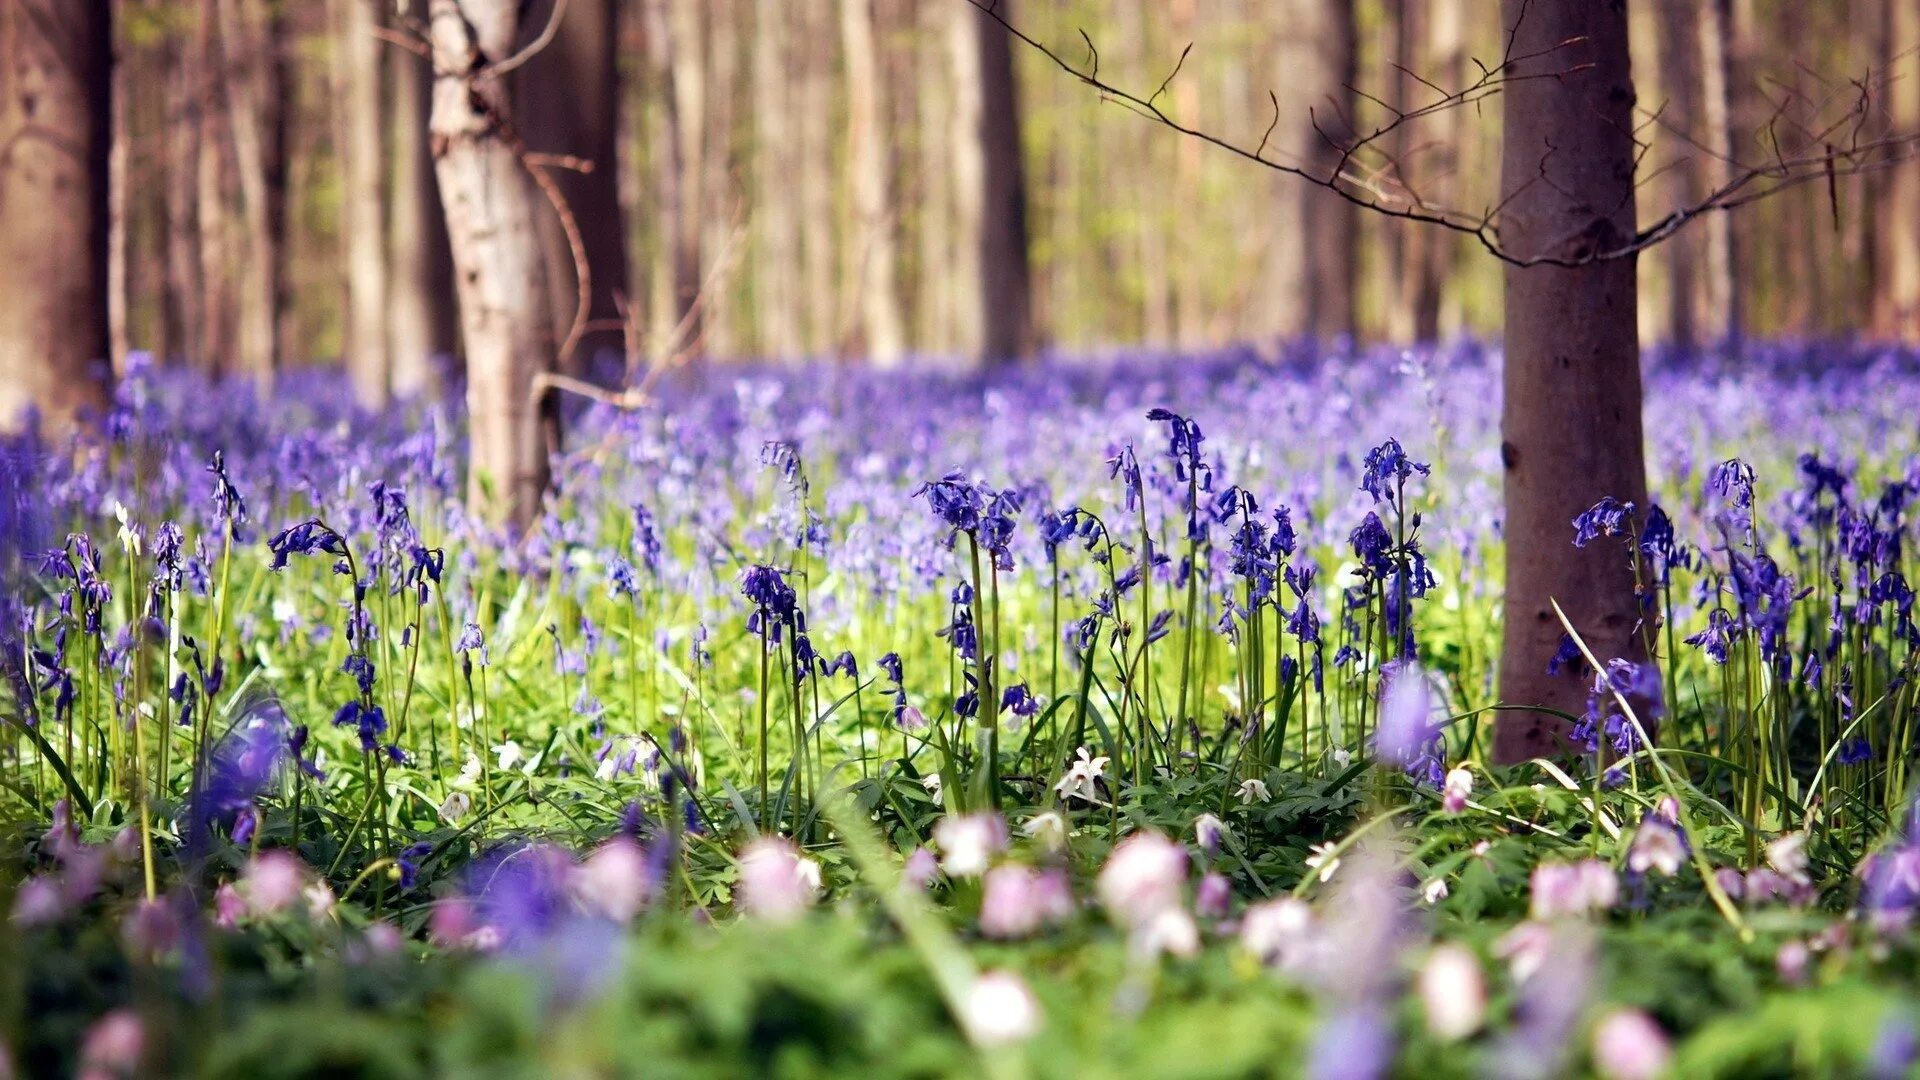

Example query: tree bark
[427,0,558,528]
[516,0,629,375]
[1871,0,1920,340]
[641,0,699,361]
[334,0,388,405]
[752,0,799,359]
[217,0,283,384]
[1698,0,1744,341]
[1493,0,1651,762]
[951,0,1033,366]
[1265,0,1356,342]
[1654,0,1706,353]
[0,0,113,431]
[389,4,457,395]
[164,12,205,367]
[840,0,907,365]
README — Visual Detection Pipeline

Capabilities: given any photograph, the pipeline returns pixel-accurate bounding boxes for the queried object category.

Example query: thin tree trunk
[195,0,236,376]
[517,0,629,376]
[164,17,205,367]
[798,1,836,354]
[668,0,709,359]
[753,0,799,358]
[976,2,1034,362]
[427,0,558,528]
[334,0,388,404]
[0,0,113,430]
[699,0,738,358]
[643,0,699,360]
[389,3,456,394]
[218,0,282,384]
[1493,0,1650,762]
[1871,0,1920,340]
[840,0,907,364]
[1654,0,1705,353]
[1699,0,1744,341]
[916,0,954,355]
[108,1,131,371]
[1266,0,1356,342]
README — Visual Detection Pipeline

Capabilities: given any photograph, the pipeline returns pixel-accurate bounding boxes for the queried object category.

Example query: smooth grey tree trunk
[0,0,112,431]
[428,0,558,528]
[1493,0,1652,762]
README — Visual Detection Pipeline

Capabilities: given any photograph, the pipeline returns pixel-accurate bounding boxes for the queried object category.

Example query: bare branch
[962,0,1920,270]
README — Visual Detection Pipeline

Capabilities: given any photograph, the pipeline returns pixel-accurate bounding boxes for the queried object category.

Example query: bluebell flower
[1839,738,1873,766]
[1000,683,1039,718]
[1571,497,1636,548]
[741,564,803,642]
[1358,437,1430,506]
[265,519,345,572]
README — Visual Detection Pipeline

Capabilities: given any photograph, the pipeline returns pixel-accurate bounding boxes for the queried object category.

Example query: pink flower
[960,970,1040,1047]
[901,847,940,890]
[979,864,1073,938]
[1096,829,1187,926]
[77,1008,143,1080]
[242,851,306,916]
[573,837,650,922]
[1195,872,1232,919]
[213,883,247,929]
[1238,897,1317,972]
[121,898,179,960]
[737,838,820,922]
[1775,939,1810,985]
[11,876,64,927]
[1419,944,1486,1041]
[1591,1008,1671,1080]
[1131,906,1200,958]
[934,812,1009,877]
[362,922,406,955]
[1529,859,1618,919]
[1442,767,1473,814]
[429,898,474,946]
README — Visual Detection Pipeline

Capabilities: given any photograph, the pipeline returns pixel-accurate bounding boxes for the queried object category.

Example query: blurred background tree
[7,0,1914,412]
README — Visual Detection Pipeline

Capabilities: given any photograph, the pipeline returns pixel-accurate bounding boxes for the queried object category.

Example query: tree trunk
[1698,0,1744,341]
[218,0,283,384]
[642,0,699,361]
[427,0,558,528]
[164,14,205,367]
[951,0,1033,365]
[915,0,955,355]
[798,1,836,354]
[1871,0,1920,340]
[334,0,388,405]
[1654,0,1705,353]
[389,4,457,395]
[195,0,238,377]
[516,0,629,376]
[1265,0,1356,342]
[0,0,113,431]
[840,0,907,365]
[752,0,799,359]
[1493,0,1651,762]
